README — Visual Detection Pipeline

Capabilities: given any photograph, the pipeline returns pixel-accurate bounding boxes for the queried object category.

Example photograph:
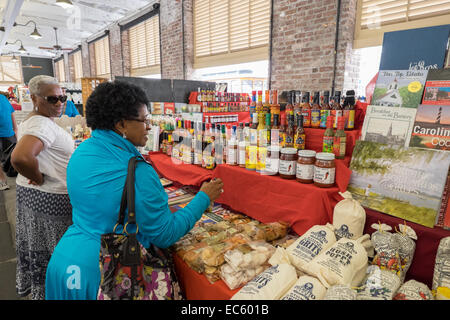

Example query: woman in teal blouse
[45,81,223,300]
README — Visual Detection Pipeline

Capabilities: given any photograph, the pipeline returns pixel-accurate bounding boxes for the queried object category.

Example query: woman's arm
[11,113,18,138]
[11,135,45,185]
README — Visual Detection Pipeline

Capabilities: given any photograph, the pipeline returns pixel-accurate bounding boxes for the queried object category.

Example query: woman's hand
[199,178,224,202]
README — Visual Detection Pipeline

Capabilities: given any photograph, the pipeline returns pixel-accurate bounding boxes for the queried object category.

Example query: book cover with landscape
[361,105,417,147]
[409,104,450,151]
[371,70,428,108]
[422,68,450,106]
[348,140,450,228]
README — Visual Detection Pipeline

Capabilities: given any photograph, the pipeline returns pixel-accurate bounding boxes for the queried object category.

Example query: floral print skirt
[15,185,72,300]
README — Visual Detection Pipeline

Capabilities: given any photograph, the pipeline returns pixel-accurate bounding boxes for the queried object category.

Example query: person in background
[62,99,80,117]
[0,92,18,190]
[45,80,224,300]
[11,75,74,300]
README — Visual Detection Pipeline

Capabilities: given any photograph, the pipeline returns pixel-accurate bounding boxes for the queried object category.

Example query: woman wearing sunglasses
[45,80,223,300]
[11,75,74,300]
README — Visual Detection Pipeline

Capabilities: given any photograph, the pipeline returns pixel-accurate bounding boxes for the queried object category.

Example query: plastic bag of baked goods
[333,191,366,241]
[258,221,290,242]
[231,263,297,300]
[280,275,327,300]
[356,265,401,300]
[393,280,434,300]
[304,236,369,288]
[220,262,269,290]
[286,224,337,273]
[324,284,357,300]
[432,236,450,300]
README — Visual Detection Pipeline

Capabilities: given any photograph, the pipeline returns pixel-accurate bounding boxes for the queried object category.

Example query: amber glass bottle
[301,92,311,128]
[285,114,295,148]
[294,114,306,150]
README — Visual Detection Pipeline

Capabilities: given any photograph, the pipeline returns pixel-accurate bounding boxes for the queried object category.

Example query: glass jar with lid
[296,150,316,184]
[313,152,336,188]
[279,147,297,179]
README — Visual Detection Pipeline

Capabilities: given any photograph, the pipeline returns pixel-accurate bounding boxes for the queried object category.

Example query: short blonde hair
[28,75,59,95]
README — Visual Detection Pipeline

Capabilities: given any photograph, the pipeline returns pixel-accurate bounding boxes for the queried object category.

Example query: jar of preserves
[313,152,336,188]
[279,148,297,179]
[296,150,316,184]
[264,146,280,176]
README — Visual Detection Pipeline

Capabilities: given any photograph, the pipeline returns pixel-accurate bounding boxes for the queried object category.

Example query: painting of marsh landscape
[348,140,450,227]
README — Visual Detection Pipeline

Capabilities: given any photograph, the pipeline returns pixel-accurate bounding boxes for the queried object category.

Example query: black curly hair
[85,80,149,130]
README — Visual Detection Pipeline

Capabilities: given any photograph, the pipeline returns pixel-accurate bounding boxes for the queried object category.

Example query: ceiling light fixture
[0,20,42,39]
[11,55,18,63]
[55,0,74,9]
[6,40,27,53]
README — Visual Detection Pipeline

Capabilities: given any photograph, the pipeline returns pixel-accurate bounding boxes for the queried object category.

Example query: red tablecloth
[173,255,238,300]
[212,164,349,236]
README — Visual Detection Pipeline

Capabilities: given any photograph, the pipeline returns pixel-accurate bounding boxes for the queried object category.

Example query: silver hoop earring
[123,133,127,139]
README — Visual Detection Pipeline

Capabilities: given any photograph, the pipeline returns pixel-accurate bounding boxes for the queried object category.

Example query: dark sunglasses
[38,95,68,104]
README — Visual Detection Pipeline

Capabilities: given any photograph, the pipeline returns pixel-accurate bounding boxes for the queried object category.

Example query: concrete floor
[0,176,22,300]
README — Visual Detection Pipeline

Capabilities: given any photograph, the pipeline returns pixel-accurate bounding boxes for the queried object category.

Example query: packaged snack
[237,223,266,240]
[280,275,327,300]
[231,263,298,300]
[259,221,290,241]
[285,223,337,273]
[393,280,434,300]
[370,223,417,282]
[304,236,369,288]
[432,236,450,300]
[333,191,366,240]
[356,265,401,300]
[324,284,357,300]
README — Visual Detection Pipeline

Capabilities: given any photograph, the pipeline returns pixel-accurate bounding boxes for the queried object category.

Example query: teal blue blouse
[45,129,210,300]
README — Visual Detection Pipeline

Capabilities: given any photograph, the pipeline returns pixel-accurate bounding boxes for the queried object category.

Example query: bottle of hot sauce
[311,91,321,129]
[293,91,301,122]
[285,114,295,148]
[279,113,287,148]
[333,116,346,159]
[256,90,263,114]
[271,113,280,147]
[320,91,331,129]
[249,91,257,122]
[301,92,311,128]
[331,91,343,129]
[323,116,334,153]
[294,114,306,151]
[270,90,280,124]
[343,90,356,131]
[285,91,294,118]
[263,90,271,114]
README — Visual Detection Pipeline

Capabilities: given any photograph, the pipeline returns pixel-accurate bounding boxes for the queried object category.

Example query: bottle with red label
[301,92,311,128]
[333,116,346,159]
[322,116,334,153]
[330,91,343,129]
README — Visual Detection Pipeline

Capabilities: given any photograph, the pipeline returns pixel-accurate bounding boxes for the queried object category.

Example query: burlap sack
[280,275,327,300]
[356,265,401,300]
[333,191,366,240]
[285,223,337,273]
[231,263,297,300]
[432,236,450,300]
[393,280,434,300]
[304,236,369,288]
[324,284,357,300]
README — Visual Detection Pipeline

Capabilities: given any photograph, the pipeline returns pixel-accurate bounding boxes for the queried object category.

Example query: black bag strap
[114,156,144,234]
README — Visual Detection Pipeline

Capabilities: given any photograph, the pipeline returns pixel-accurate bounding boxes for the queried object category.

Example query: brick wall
[67,52,75,83]
[88,42,96,77]
[160,0,185,79]
[121,29,131,77]
[81,41,91,78]
[109,23,124,79]
[270,0,359,94]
